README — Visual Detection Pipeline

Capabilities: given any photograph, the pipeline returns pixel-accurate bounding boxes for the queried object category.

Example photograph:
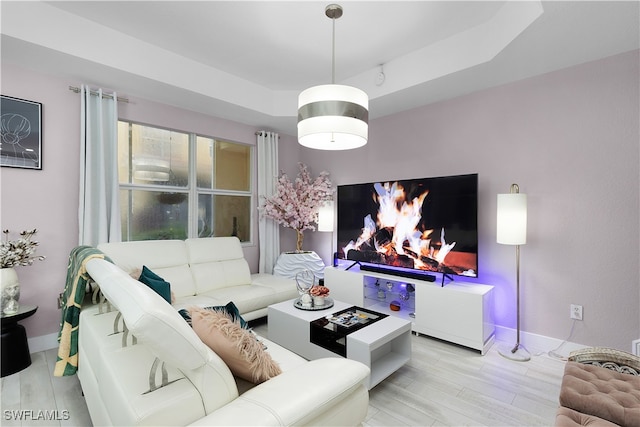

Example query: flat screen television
[337,173,478,281]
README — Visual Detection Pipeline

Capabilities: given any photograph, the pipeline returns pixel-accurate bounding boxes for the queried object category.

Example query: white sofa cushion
[198,285,275,315]
[251,273,299,301]
[100,344,205,426]
[172,294,227,312]
[98,240,196,297]
[185,237,252,292]
[78,306,124,374]
[189,358,370,426]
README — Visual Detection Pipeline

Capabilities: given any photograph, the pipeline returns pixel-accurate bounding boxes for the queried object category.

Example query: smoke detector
[375,65,386,86]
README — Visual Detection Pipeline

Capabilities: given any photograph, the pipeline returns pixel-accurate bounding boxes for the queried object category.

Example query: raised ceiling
[1,1,638,137]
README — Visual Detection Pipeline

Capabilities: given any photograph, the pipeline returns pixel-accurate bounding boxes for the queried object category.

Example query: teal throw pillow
[138,265,172,304]
[178,301,248,329]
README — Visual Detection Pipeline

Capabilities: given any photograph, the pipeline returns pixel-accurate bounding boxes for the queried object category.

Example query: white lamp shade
[298,84,368,150]
[133,158,171,182]
[317,201,334,232]
[497,193,527,245]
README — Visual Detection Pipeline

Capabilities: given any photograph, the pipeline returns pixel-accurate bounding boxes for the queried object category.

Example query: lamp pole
[497,183,530,362]
[510,243,522,354]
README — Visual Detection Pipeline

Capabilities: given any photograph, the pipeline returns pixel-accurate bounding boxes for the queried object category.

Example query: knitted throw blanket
[54,246,111,377]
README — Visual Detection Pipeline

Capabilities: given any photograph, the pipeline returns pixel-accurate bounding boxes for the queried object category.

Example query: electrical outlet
[570,304,583,320]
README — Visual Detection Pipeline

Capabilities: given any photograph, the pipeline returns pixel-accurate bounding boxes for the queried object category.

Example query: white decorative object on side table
[0,268,20,315]
[273,251,326,279]
[0,229,46,315]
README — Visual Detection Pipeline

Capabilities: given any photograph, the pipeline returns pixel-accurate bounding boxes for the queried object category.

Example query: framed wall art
[0,95,42,169]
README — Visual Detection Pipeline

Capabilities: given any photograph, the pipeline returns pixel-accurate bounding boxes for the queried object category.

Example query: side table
[1,305,38,377]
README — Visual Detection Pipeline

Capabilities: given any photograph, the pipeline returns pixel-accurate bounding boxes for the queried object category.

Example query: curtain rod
[255,131,280,138]
[68,86,129,103]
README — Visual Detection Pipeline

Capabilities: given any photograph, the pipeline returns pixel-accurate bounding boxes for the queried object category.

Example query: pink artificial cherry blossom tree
[261,163,333,252]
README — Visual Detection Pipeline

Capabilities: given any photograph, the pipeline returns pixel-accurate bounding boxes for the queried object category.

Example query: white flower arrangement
[0,229,46,268]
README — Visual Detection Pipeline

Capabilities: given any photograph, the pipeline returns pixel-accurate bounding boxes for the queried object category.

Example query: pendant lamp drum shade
[496,193,527,245]
[298,84,369,150]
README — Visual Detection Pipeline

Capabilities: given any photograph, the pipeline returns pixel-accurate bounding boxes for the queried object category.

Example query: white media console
[324,264,495,354]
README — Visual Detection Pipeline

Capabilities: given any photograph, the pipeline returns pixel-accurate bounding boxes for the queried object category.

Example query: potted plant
[260,163,333,252]
[0,229,46,314]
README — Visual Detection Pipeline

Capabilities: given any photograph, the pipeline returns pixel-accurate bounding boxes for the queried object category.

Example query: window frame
[118,120,254,244]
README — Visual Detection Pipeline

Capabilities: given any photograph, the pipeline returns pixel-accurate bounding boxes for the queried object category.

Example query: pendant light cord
[325,4,343,84]
[331,14,336,84]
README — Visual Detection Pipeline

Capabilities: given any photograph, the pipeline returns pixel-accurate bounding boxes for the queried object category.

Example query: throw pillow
[190,307,281,384]
[179,301,248,329]
[129,268,142,280]
[137,265,172,304]
[130,267,176,304]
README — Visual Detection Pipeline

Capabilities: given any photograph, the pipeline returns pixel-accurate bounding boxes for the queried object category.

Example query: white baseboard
[30,327,588,359]
[30,329,635,358]
[28,332,59,354]
[494,325,587,359]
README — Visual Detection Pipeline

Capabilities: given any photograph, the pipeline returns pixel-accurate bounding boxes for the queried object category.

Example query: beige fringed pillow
[190,307,281,384]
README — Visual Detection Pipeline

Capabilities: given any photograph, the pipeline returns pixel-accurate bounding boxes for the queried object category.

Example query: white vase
[313,296,326,307]
[1,267,20,315]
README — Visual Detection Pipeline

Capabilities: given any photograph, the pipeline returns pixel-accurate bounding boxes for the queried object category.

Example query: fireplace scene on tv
[337,174,478,278]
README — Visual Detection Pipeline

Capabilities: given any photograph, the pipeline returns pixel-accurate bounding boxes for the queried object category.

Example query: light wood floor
[1,347,92,427]
[1,320,566,426]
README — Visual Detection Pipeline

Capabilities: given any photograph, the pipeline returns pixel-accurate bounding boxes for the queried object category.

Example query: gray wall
[303,50,640,351]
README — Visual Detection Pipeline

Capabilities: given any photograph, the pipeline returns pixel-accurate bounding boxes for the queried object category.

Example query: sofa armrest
[568,347,640,375]
[188,358,370,426]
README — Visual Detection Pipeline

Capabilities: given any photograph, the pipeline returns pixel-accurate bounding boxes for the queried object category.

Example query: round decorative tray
[293,296,334,311]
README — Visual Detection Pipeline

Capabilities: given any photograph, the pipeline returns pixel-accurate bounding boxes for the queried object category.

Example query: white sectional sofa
[77,237,370,426]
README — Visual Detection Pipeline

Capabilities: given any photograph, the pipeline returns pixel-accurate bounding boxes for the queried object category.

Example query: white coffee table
[268,298,411,389]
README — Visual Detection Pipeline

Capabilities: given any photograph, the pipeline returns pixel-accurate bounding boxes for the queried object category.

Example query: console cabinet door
[414,283,488,351]
[324,267,364,306]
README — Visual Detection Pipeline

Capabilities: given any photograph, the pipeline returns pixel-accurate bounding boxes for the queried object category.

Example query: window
[117,121,252,242]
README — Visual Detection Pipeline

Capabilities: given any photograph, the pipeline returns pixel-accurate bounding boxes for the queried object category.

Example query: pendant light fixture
[297,4,369,150]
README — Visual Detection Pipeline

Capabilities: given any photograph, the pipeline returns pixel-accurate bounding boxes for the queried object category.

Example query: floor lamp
[317,200,335,269]
[497,183,530,362]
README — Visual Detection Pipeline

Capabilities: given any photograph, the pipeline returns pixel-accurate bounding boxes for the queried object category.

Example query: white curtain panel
[257,131,280,273]
[78,85,121,246]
